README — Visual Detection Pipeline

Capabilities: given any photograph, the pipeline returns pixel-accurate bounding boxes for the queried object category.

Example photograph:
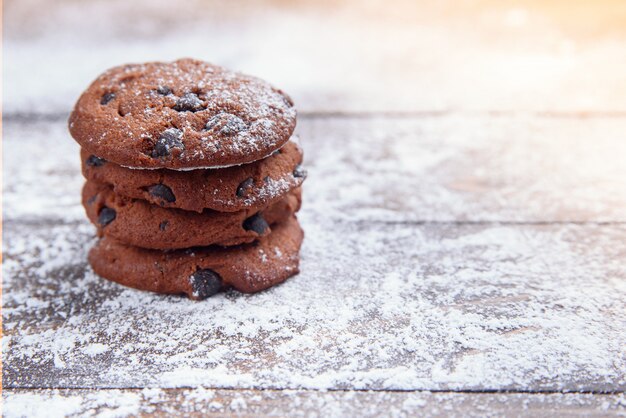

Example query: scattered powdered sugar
[69,58,296,169]
[2,390,143,418]
[298,114,626,223]
[4,200,625,392]
[254,177,298,203]
[3,114,625,415]
[212,176,299,209]
[4,3,626,414]
[229,396,248,412]
[10,115,626,225]
[184,386,215,403]
[3,392,85,418]
[82,343,110,356]
[3,389,625,417]
[3,120,86,222]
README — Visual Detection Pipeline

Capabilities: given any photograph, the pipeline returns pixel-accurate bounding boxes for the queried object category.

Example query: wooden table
[3,1,626,416]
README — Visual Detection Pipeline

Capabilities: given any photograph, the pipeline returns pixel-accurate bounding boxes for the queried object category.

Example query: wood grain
[3,389,626,417]
[4,211,625,392]
[5,115,626,223]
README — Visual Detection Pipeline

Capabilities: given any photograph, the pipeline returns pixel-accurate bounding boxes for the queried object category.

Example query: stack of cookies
[68,59,306,300]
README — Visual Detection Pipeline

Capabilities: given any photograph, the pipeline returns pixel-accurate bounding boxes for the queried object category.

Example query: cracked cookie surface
[82,180,302,250]
[81,139,306,213]
[69,58,296,169]
[88,216,304,299]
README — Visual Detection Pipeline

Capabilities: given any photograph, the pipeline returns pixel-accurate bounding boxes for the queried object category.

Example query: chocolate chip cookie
[69,58,296,169]
[89,216,304,299]
[83,180,301,250]
[81,139,306,213]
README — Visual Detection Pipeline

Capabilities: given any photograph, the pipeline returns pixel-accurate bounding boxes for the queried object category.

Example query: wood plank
[4,218,625,391]
[4,115,625,393]
[3,389,625,417]
[4,114,626,392]
[5,1,626,114]
[5,115,626,223]
[299,114,626,223]
[5,1,626,409]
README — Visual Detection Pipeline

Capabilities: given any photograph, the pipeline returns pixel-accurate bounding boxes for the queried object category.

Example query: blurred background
[5,0,626,115]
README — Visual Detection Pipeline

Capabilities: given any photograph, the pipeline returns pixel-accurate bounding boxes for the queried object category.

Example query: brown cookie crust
[69,58,296,169]
[80,140,306,213]
[88,216,304,299]
[83,180,301,250]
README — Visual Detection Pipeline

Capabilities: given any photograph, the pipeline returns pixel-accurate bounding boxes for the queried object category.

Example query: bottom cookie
[88,216,304,299]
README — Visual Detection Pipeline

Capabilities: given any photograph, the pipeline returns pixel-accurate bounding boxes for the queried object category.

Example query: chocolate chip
[156,86,172,95]
[100,92,115,105]
[159,220,169,231]
[281,94,294,107]
[98,207,116,226]
[277,89,294,107]
[205,113,247,136]
[204,115,220,130]
[173,93,204,112]
[243,213,269,235]
[293,165,306,178]
[221,119,246,135]
[148,184,176,203]
[236,178,254,198]
[189,269,222,299]
[152,128,184,158]
[86,155,106,167]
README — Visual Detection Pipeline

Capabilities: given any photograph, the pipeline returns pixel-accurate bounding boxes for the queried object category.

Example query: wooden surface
[4,389,625,417]
[3,1,626,416]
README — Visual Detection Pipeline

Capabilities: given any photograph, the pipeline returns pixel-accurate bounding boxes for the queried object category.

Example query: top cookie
[68,59,296,169]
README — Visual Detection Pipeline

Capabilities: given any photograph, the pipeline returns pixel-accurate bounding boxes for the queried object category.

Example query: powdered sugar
[4,389,625,417]
[3,114,625,410]
[10,115,626,225]
[68,58,296,169]
[4,2,626,415]
[120,137,298,171]
[2,390,144,418]
[5,387,626,418]
[82,343,110,356]
[4,192,625,392]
